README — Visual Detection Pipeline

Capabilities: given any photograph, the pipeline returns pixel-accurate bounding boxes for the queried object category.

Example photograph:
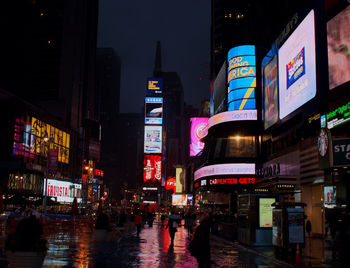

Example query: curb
[211,234,294,268]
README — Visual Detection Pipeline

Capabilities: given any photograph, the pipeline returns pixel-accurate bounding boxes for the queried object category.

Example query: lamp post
[42,133,54,215]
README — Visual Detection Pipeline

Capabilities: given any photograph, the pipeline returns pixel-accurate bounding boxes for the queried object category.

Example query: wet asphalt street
[1,217,283,267]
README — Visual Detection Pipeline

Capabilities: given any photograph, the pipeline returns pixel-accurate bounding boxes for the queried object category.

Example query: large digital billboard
[172,194,193,206]
[190,117,208,156]
[43,179,81,203]
[278,10,317,119]
[263,54,279,129]
[13,116,70,163]
[146,78,163,94]
[143,155,162,182]
[327,6,350,90]
[144,125,162,153]
[145,97,163,125]
[227,45,256,111]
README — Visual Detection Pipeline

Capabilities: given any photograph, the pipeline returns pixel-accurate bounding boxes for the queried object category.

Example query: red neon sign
[209,177,255,185]
[143,155,162,182]
[165,177,176,192]
[94,169,104,177]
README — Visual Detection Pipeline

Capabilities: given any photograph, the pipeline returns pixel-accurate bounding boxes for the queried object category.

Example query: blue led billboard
[146,78,163,94]
[227,45,256,111]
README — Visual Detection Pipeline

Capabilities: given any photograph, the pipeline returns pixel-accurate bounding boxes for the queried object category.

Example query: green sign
[333,138,350,166]
[327,101,350,129]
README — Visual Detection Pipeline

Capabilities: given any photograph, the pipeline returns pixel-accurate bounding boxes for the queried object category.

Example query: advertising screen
[190,117,209,156]
[144,126,162,153]
[43,179,81,203]
[143,155,162,182]
[227,45,256,111]
[145,97,163,124]
[327,6,350,90]
[263,55,279,129]
[278,10,317,119]
[147,78,163,94]
[172,194,192,206]
[324,186,336,208]
[259,198,275,228]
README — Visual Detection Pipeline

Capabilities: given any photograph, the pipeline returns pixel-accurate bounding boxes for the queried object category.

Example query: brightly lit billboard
[190,117,208,156]
[327,6,350,90]
[143,155,162,182]
[227,45,256,111]
[259,198,275,228]
[145,97,163,125]
[172,194,193,206]
[194,163,256,181]
[175,167,184,193]
[147,78,163,94]
[43,179,81,203]
[263,54,279,130]
[13,116,70,163]
[144,125,162,153]
[278,9,317,119]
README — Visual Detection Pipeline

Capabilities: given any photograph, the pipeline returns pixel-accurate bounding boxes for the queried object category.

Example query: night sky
[97,0,211,113]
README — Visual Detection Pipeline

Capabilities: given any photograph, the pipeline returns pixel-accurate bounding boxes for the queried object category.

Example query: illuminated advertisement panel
[175,167,184,193]
[172,194,192,206]
[144,125,162,153]
[194,163,255,181]
[324,186,336,208]
[13,116,70,164]
[278,10,317,119]
[327,6,350,90]
[263,55,279,129]
[43,179,81,203]
[190,117,209,156]
[145,97,163,124]
[326,100,350,129]
[259,198,276,228]
[227,45,256,111]
[147,78,163,94]
[143,155,162,182]
[165,177,176,193]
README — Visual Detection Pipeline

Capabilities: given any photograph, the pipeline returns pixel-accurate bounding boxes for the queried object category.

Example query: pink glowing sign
[190,117,209,156]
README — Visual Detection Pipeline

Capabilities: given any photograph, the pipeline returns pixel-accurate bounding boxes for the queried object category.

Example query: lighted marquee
[143,155,162,182]
[190,117,208,156]
[194,163,255,181]
[227,45,256,111]
[43,179,81,203]
[278,9,317,119]
[145,97,163,125]
[326,100,350,129]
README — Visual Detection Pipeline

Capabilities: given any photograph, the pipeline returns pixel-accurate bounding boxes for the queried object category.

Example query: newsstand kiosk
[272,202,306,259]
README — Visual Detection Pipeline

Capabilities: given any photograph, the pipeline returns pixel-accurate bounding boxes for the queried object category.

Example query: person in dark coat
[95,211,110,231]
[189,213,211,268]
[166,210,180,248]
[14,214,44,251]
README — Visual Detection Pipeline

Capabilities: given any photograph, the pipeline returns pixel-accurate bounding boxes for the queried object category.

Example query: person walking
[189,213,211,268]
[166,210,180,248]
[160,213,166,228]
[134,210,143,237]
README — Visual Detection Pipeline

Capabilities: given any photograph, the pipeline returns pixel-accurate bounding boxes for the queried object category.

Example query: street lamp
[42,132,54,214]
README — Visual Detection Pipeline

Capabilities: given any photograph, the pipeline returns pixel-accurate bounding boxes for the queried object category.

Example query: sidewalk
[212,234,345,267]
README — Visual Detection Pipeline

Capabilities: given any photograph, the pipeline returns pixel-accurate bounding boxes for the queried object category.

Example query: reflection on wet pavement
[1,218,283,267]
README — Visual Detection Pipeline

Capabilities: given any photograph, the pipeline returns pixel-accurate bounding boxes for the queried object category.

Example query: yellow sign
[176,167,183,193]
[31,117,70,164]
[228,67,255,81]
[148,80,160,90]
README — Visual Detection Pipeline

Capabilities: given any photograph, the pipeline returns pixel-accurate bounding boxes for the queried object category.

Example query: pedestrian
[166,210,181,248]
[134,210,143,237]
[160,213,166,228]
[188,213,211,268]
[95,210,110,231]
[185,212,196,239]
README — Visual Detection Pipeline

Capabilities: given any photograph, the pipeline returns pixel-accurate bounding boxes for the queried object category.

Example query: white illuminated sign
[194,163,256,181]
[142,187,158,191]
[43,179,82,203]
[144,126,162,153]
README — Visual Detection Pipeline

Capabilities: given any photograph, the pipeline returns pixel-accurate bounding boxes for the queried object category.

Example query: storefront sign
[257,163,280,178]
[209,178,255,185]
[333,138,350,166]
